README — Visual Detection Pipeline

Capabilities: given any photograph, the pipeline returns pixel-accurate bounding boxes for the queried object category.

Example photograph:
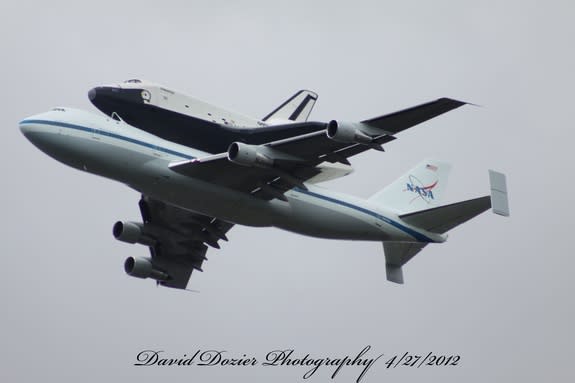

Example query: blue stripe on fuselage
[20,119,195,160]
[294,187,435,242]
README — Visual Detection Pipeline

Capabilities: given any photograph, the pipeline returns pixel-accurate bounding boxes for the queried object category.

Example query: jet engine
[326,120,374,144]
[113,221,155,246]
[124,256,169,281]
[227,142,274,168]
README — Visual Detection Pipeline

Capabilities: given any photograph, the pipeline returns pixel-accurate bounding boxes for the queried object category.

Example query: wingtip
[439,97,481,108]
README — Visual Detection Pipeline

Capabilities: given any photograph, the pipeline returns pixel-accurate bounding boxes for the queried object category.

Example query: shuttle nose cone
[88,87,97,101]
[88,86,113,103]
[89,85,144,117]
[88,86,112,103]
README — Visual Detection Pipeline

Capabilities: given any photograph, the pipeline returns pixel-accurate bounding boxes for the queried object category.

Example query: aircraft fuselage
[20,108,445,244]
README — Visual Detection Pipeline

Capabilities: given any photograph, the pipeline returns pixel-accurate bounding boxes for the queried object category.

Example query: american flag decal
[426,164,438,171]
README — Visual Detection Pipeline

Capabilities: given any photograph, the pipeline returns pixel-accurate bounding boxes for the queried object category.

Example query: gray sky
[1,0,573,381]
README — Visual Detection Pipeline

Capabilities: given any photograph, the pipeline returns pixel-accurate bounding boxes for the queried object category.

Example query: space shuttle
[88,79,321,154]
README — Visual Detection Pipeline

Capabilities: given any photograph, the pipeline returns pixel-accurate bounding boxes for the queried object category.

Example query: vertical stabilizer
[383,242,427,284]
[489,170,510,216]
[262,90,318,124]
[369,160,451,214]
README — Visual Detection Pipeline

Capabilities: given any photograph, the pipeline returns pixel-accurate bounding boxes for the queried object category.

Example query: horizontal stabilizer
[489,170,510,216]
[383,242,427,284]
[399,196,491,234]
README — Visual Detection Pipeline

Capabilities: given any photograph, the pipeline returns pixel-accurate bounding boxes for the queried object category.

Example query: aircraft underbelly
[263,194,386,240]
[130,167,404,241]
[131,167,278,226]
[127,173,384,241]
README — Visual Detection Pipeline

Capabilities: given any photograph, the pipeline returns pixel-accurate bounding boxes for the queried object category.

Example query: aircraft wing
[253,98,466,163]
[170,98,467,199]
[135,195,233,289]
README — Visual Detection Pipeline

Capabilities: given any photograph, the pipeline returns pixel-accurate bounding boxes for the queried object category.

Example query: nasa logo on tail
[404,164,439,204]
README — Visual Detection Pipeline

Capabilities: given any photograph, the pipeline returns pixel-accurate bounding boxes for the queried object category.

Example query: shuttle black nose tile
[88,88,97,101]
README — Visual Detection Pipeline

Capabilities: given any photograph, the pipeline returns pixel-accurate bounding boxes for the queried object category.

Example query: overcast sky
[1,0,574,381]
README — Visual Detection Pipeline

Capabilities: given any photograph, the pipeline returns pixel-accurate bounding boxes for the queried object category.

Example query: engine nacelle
[113,221,155,246]
[326,120,374,144]
[227,142,274,168]
[124,256,169,281]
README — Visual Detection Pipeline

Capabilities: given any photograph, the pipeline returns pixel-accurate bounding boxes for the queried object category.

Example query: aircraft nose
[19,113,54,145]
[19,119,35,138]
[19,120,43,150]
[19,116,68,160]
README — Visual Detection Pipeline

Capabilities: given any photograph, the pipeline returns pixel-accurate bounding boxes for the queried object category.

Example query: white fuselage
[19,108,444,243]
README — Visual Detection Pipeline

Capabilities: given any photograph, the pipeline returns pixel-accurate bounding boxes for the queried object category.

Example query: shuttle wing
[135,195,233,289]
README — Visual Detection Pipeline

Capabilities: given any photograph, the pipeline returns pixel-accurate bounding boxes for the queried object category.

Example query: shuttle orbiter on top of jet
[88,79,320,153]
[21,81,509,290]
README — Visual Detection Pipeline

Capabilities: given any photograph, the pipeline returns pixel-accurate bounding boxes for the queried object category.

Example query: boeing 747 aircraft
[20,87,509,289]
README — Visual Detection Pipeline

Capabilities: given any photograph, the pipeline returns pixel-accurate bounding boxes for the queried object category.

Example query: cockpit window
[124,79,142,83]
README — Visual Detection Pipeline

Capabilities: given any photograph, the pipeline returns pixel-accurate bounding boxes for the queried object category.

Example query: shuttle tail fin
[262,90,318,124]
